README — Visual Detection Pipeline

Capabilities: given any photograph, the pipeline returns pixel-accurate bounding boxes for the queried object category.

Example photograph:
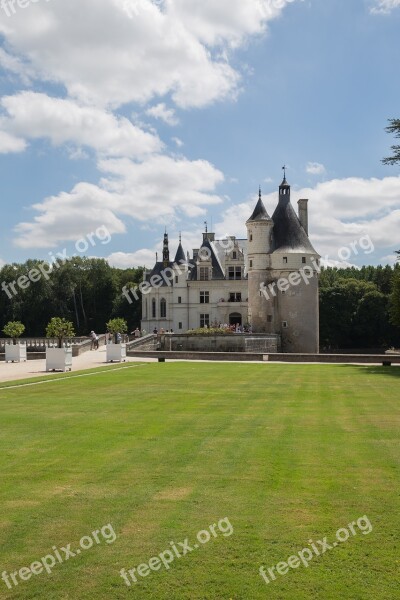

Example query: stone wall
[160,333,280,353]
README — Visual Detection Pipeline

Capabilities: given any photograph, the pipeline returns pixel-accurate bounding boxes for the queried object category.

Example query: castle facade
[141,176,320,352]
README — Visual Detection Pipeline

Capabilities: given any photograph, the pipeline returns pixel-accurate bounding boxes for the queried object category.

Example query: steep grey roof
[247,197,271,222]
[145,261,173,286]
[174,242,186,264]
[189,238,225,280]
[272,197,317,254]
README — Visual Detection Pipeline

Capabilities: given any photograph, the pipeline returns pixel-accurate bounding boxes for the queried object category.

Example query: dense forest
[1,257,399,349]
[319,263,400,349]
[0,257,143,336]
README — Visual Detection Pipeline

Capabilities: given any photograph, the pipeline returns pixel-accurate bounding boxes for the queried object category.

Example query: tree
[3,321,25,345]
[106,318,128,344]
[389,271,400,328]
[383,118,400,165]
[46,317,76,348]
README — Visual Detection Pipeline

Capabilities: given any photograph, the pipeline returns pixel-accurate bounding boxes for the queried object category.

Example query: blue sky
[0,0,399,269]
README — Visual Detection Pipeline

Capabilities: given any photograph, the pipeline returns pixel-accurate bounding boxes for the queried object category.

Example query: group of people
[90,330,125,349]
[152,328,174,335]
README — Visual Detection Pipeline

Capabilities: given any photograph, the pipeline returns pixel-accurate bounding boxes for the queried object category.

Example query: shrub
[186,327,234,336]
[46,317,76,348]
[3,321,25,345]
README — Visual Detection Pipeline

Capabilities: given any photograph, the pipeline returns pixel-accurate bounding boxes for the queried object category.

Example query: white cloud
[306,162,326,175]
[14,183,127,249]
[371,0,400,14]
[107,250,156,269]
[0,130,26,153]
[172,137,184,147]
[0,48,34,85]
[13,155,224,248]
[379,254,399,265]
[0,0,296,109]
[168,0,298,47]
[146,103,179,126]
[1,92,162,158]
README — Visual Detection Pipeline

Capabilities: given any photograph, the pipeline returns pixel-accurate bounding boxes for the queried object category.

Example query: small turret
[162,230,170,267]
[174,233,186,264]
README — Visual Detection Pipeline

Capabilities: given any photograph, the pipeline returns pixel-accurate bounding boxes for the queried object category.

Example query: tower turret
[162,230,170,267]
[246,188,275,333]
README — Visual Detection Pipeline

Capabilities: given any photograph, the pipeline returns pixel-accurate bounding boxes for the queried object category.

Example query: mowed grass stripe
[0,364,399,599]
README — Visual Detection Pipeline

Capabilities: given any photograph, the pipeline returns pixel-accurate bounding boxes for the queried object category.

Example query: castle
[141,175,320,352]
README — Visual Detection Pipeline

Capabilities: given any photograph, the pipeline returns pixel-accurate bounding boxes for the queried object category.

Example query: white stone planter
[46,347,73,372]
[106,343,127,363]
[5,343,27,363]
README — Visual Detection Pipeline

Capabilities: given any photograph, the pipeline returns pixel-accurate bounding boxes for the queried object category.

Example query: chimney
[298,199,309,235]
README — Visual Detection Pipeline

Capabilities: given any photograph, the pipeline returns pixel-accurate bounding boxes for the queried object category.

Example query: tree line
[0,257,143,337]
[319,262,400,349]
[1,256,399,349]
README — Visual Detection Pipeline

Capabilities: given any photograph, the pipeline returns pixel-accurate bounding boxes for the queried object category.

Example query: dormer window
[283,257,288,264]
[232,251,237,260]
[199,267,209,281]
[228,267,242,280]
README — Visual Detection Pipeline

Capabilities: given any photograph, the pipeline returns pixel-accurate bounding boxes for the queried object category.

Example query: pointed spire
[174,233,186,264]
[247,187,271,222]
[163,231,170,266]
[279,166,290,202]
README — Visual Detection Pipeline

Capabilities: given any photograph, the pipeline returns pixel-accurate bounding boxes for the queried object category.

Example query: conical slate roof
[174,242,186,264]
[271,189,317,254]
[247,189,271,222]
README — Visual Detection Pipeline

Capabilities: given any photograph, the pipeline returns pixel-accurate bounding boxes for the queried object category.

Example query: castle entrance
[229,313,242,327]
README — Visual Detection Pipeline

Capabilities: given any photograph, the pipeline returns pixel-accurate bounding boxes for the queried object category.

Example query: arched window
[152,298,156,318]
[160,298,167,319]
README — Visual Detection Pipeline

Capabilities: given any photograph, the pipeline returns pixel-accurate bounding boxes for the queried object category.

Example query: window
[249,260,253,268]
[199,267,209,281]
[302,257,306,264]
[175,276,179,283]
[179,322,183,330]
[160,298,166,318]
[200,291,210,304]
[228,266,242,280]
[267,315,273,323]
[152,298,156,318]
[229,292,242,302]
[232,251,237,259]
[250,234,253,242]
[200,314,210,328]
[283,257,288,264]
[282,321,288,329]
[178,296,182,304]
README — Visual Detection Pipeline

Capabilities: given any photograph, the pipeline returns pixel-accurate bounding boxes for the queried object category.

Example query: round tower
[246,188,275,333]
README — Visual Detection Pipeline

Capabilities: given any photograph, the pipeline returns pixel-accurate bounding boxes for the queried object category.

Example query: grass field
[0,363,399,599]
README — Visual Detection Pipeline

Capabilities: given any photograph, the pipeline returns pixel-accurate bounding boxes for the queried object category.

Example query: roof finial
[282,164,287,182]
[259,186,262,201]
[179,232,182,243]
[204,220,208,233]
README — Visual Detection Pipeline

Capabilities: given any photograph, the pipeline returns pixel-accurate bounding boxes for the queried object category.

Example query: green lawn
[0,363,399,599]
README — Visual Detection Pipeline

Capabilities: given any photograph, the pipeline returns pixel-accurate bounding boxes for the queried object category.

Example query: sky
[0,0,399,270]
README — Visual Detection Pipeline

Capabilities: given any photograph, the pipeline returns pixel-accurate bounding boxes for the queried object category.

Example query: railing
[0,335,106,354]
